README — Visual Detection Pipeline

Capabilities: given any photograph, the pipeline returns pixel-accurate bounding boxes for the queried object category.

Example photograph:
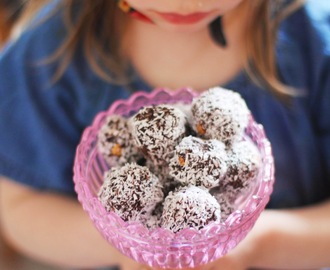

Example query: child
[1,0,330,269]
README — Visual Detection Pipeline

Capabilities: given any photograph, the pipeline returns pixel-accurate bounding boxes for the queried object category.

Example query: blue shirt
[0,0,330,208]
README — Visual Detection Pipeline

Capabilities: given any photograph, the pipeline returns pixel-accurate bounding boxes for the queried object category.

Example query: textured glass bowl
[73,88,274,269]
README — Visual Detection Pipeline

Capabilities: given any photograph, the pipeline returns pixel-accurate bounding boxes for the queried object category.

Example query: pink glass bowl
[73,88,275,269]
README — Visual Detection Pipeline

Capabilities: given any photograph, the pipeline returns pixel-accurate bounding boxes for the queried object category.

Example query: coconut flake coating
[221,140,262,199]
[98,163,164,222]
[130,105,188,164]
[161,186,221,233]
[191,87,250,145]
[140,202,164,229]
[97,115,143,167]
[146,159,171,182]
[210,187,235,220]
[169,136,228,189]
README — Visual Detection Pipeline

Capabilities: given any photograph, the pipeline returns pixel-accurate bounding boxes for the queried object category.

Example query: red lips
[155,12,211,24]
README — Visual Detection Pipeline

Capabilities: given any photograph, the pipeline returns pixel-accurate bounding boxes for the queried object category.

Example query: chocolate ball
[221,140,261,200]
[161,185,221,232]
[191,87,250,145]
[169,136,228,189]
[98,163,164,222]
[130,105,188,165]
[97,115,143,167]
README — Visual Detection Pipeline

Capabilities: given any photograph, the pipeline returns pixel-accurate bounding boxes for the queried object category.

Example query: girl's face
[125,0,244,32]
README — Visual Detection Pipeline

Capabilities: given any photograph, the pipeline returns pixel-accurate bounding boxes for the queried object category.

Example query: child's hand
[197,211,268,270]
[171,211,269,270]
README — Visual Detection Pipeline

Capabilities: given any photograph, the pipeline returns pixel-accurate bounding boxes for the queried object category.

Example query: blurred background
[0,0,59,268]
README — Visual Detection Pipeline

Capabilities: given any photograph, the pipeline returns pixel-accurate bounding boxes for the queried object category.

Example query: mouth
[154,11,212,25]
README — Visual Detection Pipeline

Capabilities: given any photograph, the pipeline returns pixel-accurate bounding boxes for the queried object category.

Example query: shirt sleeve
[307,3,330,184]
[282,0,330,188]
[0,4,88,195]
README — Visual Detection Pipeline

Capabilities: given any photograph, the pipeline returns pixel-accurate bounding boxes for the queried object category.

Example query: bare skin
[126,0,248,92]
[0,177,142,270]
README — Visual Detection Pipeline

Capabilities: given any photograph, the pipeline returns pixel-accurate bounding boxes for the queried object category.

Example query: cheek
[124,0,160,10]
[212,0,245,14]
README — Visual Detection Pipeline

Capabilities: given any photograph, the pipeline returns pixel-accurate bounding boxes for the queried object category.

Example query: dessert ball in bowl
[73,87,274,269]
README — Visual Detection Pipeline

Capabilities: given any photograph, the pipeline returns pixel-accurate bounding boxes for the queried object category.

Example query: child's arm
[0,177,141,270]
[204,201,330,270]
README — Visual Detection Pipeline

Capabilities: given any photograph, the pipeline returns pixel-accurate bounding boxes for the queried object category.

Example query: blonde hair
[0,0,25,45]
[245,0,304,98]
[17,0,304,96]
